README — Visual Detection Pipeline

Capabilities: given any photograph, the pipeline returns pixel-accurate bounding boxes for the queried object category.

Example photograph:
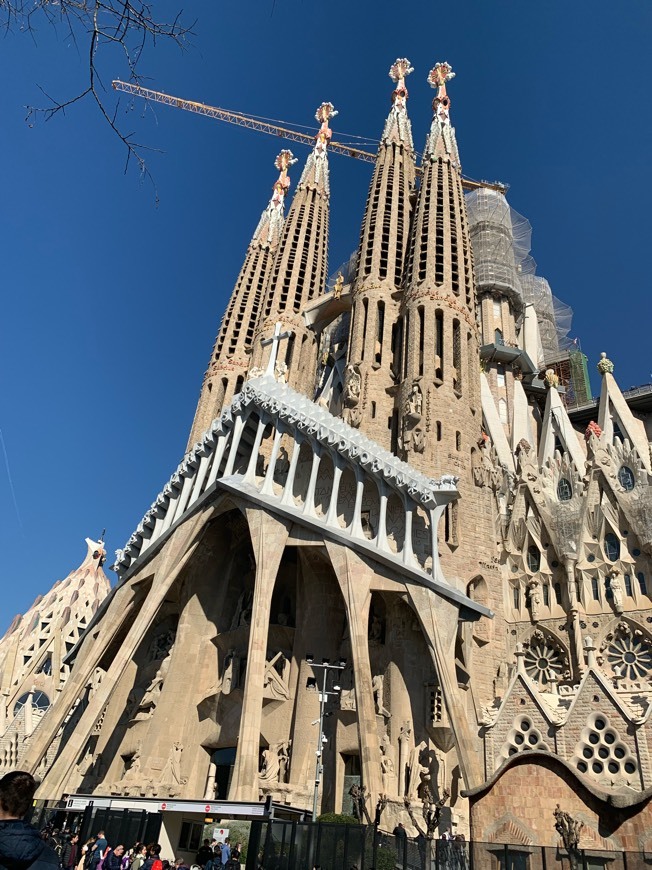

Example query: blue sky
[1,1,650,633]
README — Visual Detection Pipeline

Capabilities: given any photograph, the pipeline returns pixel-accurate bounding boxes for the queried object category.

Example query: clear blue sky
[1,1,650,633]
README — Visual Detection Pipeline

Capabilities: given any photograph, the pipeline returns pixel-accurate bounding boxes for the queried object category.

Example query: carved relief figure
[343,364,362,407]
[259,742,289,785]
[230,589,254,631]
[148,628,176,662]
[527,578,541,623]
[222,650,239,695]
[407,741,430,800]
[380,732,397,796]
[160,742,184,793]
[372,674,391,718]
[609,569,624,614]
[412,429,426,454]
[263,652,290,701]
[132,655,171,722]
[405,383,423,419]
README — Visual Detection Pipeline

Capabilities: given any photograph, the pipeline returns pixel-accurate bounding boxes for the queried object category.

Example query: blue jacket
[0,820,60,870]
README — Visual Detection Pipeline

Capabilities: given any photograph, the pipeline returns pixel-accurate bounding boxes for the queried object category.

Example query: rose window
[606,633,652,680]
[524,639,564,686]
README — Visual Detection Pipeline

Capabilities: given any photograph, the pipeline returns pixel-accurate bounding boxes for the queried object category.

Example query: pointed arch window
[618,466,635,491]
[637,572,647,596]
[624,574,633,597]
[604,533,620,562]
[557,478,572,501]
[527,545,541,573]
[591,577,600,601]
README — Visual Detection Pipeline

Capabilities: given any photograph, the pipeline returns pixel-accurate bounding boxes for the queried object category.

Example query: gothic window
[542,583,550,606]
[557,478,572,501]
[376,301,385,365]
[501,716,548,761]
[606,629,652,680]
[512,585,520,609]
[618,466,635,491]
[526,545,541,572]
[591,577,600,601]
[624,574,633,597]
[435,310,443,382]
[604,533,620,562]
[13,691,50,717]
[234,375,244,396]
[495,328,504,347]
[524,636,564,686]
[417,306,425,375]
[554,583,562,605]
[361,298,369,362]
[496,363,505,387]
[638,572,648,596]
[436,421,442,442]
[403,309,410,378]
[453,319,462,395]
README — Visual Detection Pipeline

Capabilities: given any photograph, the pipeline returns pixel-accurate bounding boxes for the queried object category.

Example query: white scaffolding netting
[465,188,574,359]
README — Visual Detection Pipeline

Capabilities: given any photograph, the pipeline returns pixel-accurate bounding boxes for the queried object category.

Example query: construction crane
[112,80,507,194]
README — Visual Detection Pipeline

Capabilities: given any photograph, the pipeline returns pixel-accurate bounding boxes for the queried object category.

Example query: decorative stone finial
[584,420,602,441]
[597,351,614,375]
[389,58,414,110]
[515,643,526,676]
[583,636,597,669]
[543,368,559,389]
[313,102,337,157]
[428,62,455,90]
[271,150,298,209]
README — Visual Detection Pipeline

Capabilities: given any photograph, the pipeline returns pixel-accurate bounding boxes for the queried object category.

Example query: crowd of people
[0,771,244,870]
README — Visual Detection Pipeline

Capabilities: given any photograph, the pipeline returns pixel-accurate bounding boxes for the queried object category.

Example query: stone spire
[398,63,488,577]
[344,60,417,447]
[187,150,297,449]
[250,103,336,393]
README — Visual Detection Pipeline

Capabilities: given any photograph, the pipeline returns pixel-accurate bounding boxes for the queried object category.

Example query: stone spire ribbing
[398,63,488,576]
[187,151,297,449]
[344,59,417,447]
[250,103,335,393]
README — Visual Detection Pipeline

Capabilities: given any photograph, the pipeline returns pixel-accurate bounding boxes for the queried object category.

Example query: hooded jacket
[0,820,61,870]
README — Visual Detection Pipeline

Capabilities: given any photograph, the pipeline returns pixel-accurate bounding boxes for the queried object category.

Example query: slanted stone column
[325,541,383,805]
[26,508,212,797]
[406,587,483,788]
[229,508,291,801]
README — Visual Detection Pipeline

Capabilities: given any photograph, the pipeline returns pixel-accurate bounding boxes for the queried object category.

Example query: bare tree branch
[3,0,194,193]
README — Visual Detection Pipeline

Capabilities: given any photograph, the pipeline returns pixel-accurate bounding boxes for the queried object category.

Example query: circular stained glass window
[618,466,635,491]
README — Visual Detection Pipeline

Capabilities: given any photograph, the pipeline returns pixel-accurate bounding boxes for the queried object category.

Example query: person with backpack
[61,834,79,869]
[0,771,60,870]
[131,844,147,870]
[142,843,163,870]
[195,841,213,868]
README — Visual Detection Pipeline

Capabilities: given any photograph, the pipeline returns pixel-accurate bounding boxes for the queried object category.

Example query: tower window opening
[554,583,562,605]
[496,363,506,388]
[403,310,410,379]
[604,533,620,562]
[637,572,647,596]
[436,421,442,442]
[557,478,573,501]
[591,577,600,601]
[452,320,462,395]
[285,333,296,369]
[493,299,501,322]
[435,310,444,382]
[375,301,385,365]
[542,583,550,606]
[234,375,244,396]
[455,431,461,451]
[371,401,377,419]
[361,298,369,362]
[418,307,425,376]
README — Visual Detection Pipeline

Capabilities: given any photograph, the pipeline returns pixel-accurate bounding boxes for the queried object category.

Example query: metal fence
[246,822,652,870]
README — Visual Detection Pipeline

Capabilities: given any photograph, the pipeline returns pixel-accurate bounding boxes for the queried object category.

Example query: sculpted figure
[405,383,423,418]
[222,650,239,695]
[259,744,281,784]
[372,674,391,718]
[527,578,541,622]
[343,364,362,407]
[609,570,624,614]
[407,741,429,800]
[132,656,170,721]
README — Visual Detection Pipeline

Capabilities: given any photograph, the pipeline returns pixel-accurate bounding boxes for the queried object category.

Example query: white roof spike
[480,374,515,472]
[519,303,545,370]
[538,383,586,470]
[597,368,651,473]
[511,379,534,453]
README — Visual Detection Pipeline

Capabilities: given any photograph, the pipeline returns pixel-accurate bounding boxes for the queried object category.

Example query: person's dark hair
[149,844,161,855]
[0,771,38,818]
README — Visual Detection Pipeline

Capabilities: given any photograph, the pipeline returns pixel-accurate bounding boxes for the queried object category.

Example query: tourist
[131,844,148,870]
[142,844,163,870]
[78,838,96,870]
[89,831,108,870]
[0,771,60,870]
[103,844,126,870]
[229,843,242,867]
[174,859,190,870]
[61,833,80,869]
[195,840,214,867]
[219,839,230,867]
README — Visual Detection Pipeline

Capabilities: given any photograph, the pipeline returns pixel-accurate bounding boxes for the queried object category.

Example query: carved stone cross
[261,321,292,377]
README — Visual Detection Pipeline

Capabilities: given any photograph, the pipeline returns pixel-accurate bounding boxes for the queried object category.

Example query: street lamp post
[306,655,346,822]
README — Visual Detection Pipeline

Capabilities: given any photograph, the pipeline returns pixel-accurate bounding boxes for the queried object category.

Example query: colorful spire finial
[389,58,413,110]
[314,102,337,156]
[271,149,298,209]
[428,62,455,126]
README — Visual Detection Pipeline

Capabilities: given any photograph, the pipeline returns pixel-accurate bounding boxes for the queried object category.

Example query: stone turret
[344,59,417,447]
[398,63,489,579]
[186,151,296,449]
[250,103,335,393]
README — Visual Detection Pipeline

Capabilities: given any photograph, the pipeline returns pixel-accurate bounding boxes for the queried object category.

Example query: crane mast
[112,80,507,193]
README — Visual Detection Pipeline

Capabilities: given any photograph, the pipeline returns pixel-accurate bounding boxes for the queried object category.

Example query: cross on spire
[261,321,293,377]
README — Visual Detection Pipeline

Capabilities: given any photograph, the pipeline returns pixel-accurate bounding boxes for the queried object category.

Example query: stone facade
[22,59,652,847]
